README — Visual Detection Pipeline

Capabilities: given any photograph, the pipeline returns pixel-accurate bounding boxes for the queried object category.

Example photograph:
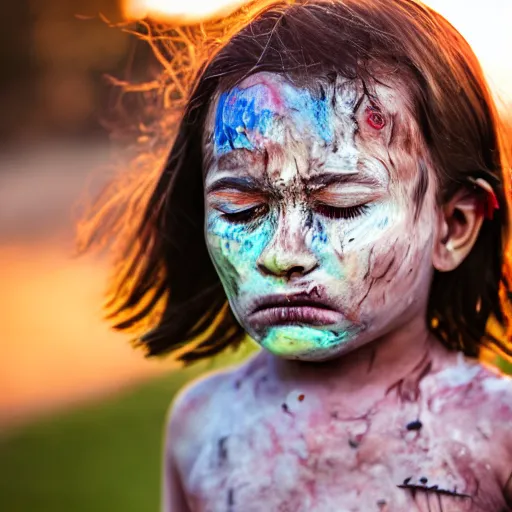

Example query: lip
[249,293,343,327]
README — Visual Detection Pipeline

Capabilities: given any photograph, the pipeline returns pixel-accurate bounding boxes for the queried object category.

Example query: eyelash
[314,203,369,220]
[220,204,269,223]
[218,203,369,223]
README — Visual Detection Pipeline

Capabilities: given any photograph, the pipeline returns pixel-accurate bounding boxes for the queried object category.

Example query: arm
[161,445,190,512]
[161,406,191,512]
[487,374,512,508]
[161,369,228,511]
[504,472,512,509]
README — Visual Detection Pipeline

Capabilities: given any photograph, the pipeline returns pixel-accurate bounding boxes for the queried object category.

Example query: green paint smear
[261,325,354,359]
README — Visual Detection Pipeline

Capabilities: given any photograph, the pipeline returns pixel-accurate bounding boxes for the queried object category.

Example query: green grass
[0,348,253,512]
[496,354,512,375]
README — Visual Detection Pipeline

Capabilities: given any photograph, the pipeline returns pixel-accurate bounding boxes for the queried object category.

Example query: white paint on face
[203,71,438,361]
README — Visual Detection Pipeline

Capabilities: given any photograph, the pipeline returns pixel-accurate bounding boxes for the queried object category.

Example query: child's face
[203,71,439,361]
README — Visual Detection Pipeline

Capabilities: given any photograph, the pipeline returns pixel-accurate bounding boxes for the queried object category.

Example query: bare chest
[180,382,507,512]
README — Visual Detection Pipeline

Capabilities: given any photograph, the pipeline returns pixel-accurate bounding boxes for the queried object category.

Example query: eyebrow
[206,176,264,194]
[307,172,382,187]
[207,172,382,195]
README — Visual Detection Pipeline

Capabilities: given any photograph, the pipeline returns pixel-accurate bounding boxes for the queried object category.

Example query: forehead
[203,71,418,184]
[211,73,337,153]
[206,71,413,132]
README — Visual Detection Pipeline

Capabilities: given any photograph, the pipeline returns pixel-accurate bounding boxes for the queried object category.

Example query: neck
[265,315,454,396]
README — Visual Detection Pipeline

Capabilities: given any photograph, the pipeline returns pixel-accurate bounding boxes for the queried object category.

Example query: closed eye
[314,203,369,220]
[217,204,269,223]
[208,188,269,223]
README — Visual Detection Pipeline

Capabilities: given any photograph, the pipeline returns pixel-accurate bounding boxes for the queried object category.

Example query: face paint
[204,71,437,361]
[213,76,333,157]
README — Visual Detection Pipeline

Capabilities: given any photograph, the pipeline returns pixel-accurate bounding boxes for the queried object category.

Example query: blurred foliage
[0,0,132,142]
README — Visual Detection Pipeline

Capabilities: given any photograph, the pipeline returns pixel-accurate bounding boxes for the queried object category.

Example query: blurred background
[0,0,510,511]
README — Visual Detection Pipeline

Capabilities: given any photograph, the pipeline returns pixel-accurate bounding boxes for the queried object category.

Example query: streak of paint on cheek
[206,212,274,292]
[308,216,346,278]
[377,216,389,229]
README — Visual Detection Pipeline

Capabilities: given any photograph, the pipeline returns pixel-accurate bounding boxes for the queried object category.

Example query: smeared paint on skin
[204,71,437,361]
[214,80,333,157]
[214,89,274,155]
[208,209,277,300]
[413,159,429,221]
[171,70,512,512]
[177,348,512,511]
[261,325,355,359]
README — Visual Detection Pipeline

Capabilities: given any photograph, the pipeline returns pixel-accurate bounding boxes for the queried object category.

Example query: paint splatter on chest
[182,365,511,511]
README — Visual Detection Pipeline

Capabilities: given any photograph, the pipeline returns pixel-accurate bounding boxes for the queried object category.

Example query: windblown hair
[79,0,512,362]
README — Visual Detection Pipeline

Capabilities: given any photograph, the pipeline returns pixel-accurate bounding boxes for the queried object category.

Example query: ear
[432,188,485,272]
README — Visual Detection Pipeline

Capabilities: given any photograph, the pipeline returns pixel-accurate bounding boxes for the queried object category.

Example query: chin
[254,324,363,361]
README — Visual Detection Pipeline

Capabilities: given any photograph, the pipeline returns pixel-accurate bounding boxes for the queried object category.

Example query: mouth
[249,293,343,328]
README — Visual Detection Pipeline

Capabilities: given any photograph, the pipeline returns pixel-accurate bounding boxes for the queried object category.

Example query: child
[84,0,512,510]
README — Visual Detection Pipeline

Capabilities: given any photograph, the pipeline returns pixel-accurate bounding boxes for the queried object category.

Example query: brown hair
[79,0,512,362]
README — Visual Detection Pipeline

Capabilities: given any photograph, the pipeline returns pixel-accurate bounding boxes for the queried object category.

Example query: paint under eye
[366,106,386,130]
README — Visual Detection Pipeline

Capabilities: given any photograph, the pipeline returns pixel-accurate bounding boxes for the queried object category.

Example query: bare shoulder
[424,353,512,418]
[165,352,266,473]
[166,366,233,465]
[470,359,512,443]
[424,353,512,478]
[468,359,512,493]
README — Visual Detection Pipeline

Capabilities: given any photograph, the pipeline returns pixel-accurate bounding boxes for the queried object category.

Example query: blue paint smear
[377,216,389,229]
[214,83,333,156]
[311,219,328,245]
[285,91,332,144]
[214,87,273,155]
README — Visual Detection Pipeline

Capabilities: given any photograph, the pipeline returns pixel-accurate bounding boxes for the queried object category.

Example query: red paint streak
[485,188,499,220]
[257,80,284,111]
[240,74,285,112]
[262,420,285,456]
[303,479,317,501]
[366,105,386,130]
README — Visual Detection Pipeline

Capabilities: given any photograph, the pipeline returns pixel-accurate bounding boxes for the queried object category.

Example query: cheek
[345,214,435,322]
[321,202,396,268]
[205,212,273,295]
[309,217,341,274]
[320,197,434,315]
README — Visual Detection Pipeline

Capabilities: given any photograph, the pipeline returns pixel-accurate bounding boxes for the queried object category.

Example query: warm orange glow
[425,0,512,105]
[121,0,511,103]
[122,0,249,24]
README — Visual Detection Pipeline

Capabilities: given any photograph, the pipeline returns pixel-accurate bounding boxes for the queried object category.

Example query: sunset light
[122,0,248,24]
[3,3,512,509]
[121,0,512,103]
[426,0,512,104]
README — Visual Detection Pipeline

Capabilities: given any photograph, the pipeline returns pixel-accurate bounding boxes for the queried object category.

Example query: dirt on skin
[168,346,512,512]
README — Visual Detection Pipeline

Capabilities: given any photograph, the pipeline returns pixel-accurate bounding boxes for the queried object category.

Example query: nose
[256,213,319,279]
